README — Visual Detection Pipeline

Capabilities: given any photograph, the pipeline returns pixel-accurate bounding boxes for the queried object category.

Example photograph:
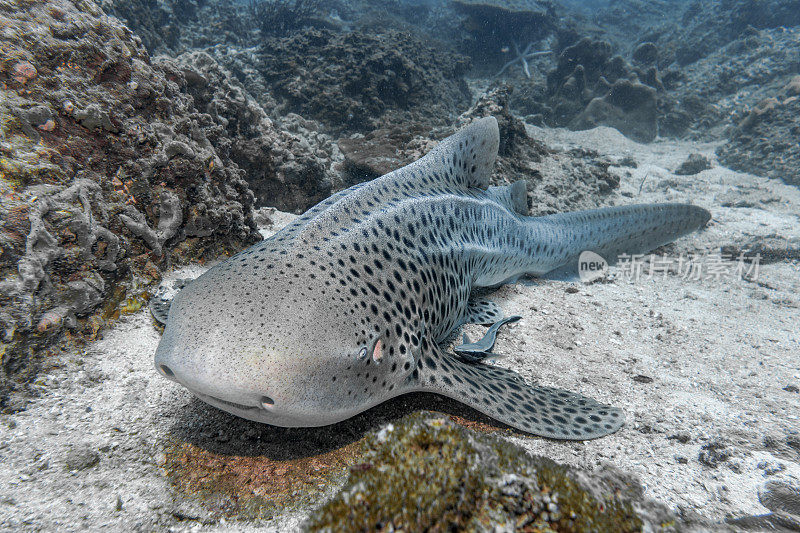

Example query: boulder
[632,41,658,65]
[572,80,658,143]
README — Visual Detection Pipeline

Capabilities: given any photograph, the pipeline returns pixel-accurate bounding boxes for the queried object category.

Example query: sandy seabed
[1,126,798,532]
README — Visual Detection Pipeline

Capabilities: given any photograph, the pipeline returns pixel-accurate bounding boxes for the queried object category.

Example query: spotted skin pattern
[462,297,505,326]
[154,117,710,440]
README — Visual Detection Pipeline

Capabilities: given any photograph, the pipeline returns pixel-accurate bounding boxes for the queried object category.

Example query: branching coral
[118,191,182,258]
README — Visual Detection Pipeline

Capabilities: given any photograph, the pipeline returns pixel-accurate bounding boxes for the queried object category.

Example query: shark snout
[154,341,277,415]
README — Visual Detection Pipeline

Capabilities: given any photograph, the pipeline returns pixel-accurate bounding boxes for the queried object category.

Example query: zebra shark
[153,117,710,440]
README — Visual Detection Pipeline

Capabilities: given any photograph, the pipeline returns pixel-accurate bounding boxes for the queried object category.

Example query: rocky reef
[172,50,338,212]
[335,84,619,215]
[252,28,471,133]
[717,75,800,187]
[642,0,800,69]
[512,37,662,143]
[1,0,799,531]
[451,0,556,73]
[657,25,800,140]
[101,0,253,54]
[306,413,692,531]
[0,0,262,409]
[456,85,620,214]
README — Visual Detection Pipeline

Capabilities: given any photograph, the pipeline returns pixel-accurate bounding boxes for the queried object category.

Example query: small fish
[153,117,710,440]
[455,315,521,363]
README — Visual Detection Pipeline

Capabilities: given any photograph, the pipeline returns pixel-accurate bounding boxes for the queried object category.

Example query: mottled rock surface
[0,0,260,407]
[717,79,800,187]
[645,0,800,68]
[253,29,471,133]
[306,413,696,532]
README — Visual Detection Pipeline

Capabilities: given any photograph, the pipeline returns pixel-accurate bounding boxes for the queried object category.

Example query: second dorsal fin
[486,180,529,215]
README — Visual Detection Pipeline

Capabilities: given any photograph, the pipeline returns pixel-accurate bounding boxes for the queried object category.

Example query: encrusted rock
[513,36,663,142]
[0,0,260,407]
[101,0,251,54]
[717,88,800,186]
[306,413,688,531]
[572,79,658,143]
[675,153,712,175]
[632,42,658,65]
[173,50,336,212]
[253,29,471,133]
[337,125,429,184]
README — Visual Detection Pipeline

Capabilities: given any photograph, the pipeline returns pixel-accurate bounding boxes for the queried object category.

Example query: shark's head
[153,248,415,427]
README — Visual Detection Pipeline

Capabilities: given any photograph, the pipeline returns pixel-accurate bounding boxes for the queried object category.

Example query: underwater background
[0,0,799,531]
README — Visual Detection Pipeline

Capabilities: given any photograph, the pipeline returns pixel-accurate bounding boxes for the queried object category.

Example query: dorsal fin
[294,117,500,241]
[486,180,529,215]
[362,116,500,194]
[421,116,499,189]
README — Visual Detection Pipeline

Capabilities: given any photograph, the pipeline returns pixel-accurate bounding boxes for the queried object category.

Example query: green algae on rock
[306,413,681,532]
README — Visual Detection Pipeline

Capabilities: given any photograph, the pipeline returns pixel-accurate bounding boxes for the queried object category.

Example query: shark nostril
[158,364,175,378]
[260,396,275,410]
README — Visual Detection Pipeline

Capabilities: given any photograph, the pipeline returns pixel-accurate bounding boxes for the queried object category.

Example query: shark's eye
[358,347,368,359]
[260,396,275,409]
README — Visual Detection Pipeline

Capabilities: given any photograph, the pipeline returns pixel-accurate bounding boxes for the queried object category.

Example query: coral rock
[306,413,688,532]
[572,79,658,143]
[0,0,259,407]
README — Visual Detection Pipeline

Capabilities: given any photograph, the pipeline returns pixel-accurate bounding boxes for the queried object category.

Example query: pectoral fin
[149,296,172,325]
[410,337,625,440]
[149,277,194,325]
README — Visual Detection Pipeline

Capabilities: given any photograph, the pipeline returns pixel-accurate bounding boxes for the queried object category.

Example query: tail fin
[529,203,711,276]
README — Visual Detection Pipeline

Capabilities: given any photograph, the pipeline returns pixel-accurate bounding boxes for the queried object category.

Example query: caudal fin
[529,203,711,276]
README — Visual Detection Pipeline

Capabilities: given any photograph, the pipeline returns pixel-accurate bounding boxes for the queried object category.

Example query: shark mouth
[195,392,261,413]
